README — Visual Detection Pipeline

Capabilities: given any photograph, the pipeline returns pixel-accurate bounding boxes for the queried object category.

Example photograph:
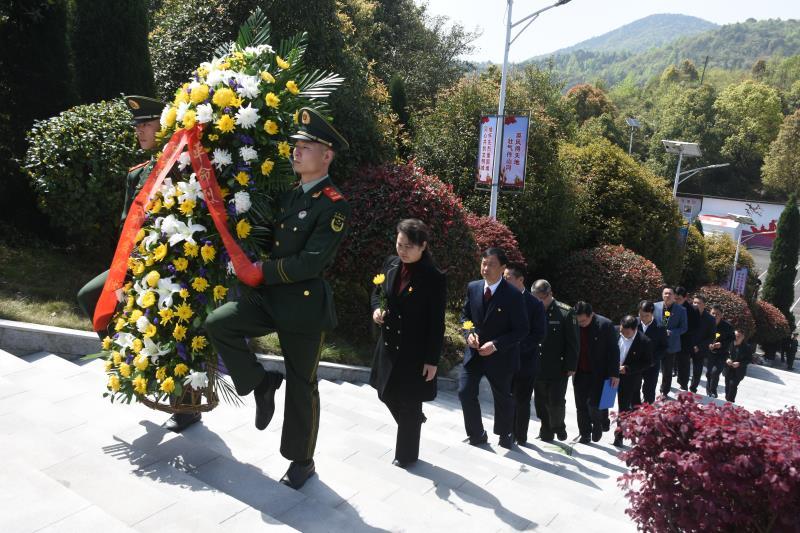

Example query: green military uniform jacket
[538,299,579,380]
[260,176,350,333]
[121,158,155,222]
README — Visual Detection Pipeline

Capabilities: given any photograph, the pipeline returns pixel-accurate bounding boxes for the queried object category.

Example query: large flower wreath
[94,10,343,411]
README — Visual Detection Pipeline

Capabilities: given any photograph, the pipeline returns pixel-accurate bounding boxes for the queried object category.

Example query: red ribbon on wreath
[93,126,264,332]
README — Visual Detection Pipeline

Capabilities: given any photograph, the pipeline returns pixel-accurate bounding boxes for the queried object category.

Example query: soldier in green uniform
[76,96,201,433]
[205,107,350,490]
[530,279,578,442]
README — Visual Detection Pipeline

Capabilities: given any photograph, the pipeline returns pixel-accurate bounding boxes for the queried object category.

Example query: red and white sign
[476,115,497,186]
[475,114,529,190]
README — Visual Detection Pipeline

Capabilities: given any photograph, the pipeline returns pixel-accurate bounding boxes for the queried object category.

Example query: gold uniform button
[303,290,310,296]
[293,227,298,232]
[280,223,284,229]
[275,241,279,246]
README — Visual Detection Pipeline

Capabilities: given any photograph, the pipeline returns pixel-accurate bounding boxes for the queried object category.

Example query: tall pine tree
[70,0,155,103]
[762,195,800,331]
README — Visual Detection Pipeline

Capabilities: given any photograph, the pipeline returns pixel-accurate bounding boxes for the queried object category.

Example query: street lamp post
[662,140,702,198]
[626,117,640,155]
[488,0,572,220]
[728,213,756,292]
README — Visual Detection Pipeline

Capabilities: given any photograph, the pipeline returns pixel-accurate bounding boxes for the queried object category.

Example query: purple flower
[145,309,151,317]
[223,107,232,114]
[198,267,208,277]
[195,294,208,305]
[167,265,176,274]
[200,200,207,209]
[153,318,159,325]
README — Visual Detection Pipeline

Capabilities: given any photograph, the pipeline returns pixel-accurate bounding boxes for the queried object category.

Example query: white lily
[177,151,192,171]
[177,175,204,204]
[114,332,135,357]
[154,277,183,309]
[183,371,209,390]
[160,215,206,247]
[141,337,170,363]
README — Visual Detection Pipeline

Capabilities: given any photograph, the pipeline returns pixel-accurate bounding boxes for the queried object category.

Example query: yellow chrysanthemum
[175,302,194,323]
[260,71,275,83]
[140,291,156,308]
[174,363,189,377]
[197,66,209,78]
[184,242,199,258]
[135,229,146,243]
[173,89,189,106]
[172,257,188,271]
[285,80,299,95]
[179,288,190,299]
[179,199,196,216]
[201,243,216,263]
[153,243,168,262]
[236,219,252,239]
[264,120,279,135]
[220,187,230,198]
[130,260,145,276]
[234,171,250,186]
[144,256,155,267]
[190,83,209,104]
[276,55,290,70]
[144,324,157,338]
[462,320,474,331]
[216,114,235,133]
[213,285,228,302]
[163,106,177,127]
[112,351,122,366]
[212,87,235,108]
[229,96,243,108]
[155,366,167,382]
[261,159,274,176]
[173,324,188,341]
[191,336,208,352]
[158,307,174,325]
[102,336,112,350]
[128,309,143,324]
[145,270,161,288]
[192,277,209,292]
[134,354,149,371]
[207,133,219,141]
[104,360,113,372]
[107,374,120,392]
[293,110,299,124]
[265,92,280,108]
[163,195,176,208]
[160,377,176,394]
[125,295,135,311]
[182,109,197,130]
[119,362,132,378]
[133,375,148,395]
[278,141,291,159]
[372,274,385,285]
[132,338,143,354]
[115,318,126,331]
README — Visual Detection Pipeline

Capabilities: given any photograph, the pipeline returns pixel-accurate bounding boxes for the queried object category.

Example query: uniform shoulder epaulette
[322,186,344,202]
[556,301,572,311]
[128,161,149,173]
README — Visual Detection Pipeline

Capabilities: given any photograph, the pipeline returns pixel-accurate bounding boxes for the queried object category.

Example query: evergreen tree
[70,0,155,103]
[389,75,410,127]
[762,195,800,331]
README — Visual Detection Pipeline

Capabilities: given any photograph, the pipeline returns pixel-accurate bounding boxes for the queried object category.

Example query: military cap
[124,95,166,124]
[291,107,349,151]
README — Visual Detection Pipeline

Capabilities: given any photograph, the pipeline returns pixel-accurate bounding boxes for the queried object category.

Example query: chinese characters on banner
[475,114,530,190]
[732,267,748,296]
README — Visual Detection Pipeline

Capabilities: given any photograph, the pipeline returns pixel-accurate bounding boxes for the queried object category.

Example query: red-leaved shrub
[618,395,800,533]
[553,245,664,321]
[464,212,526,268]
[695,285,757,339]
[752,299,791,345]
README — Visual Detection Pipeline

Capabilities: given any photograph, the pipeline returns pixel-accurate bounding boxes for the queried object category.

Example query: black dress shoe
[613,435,624,447]
[579,434,591,444]
[538,429,554,442]
[689,387,698,393]
[280,460,315,489]
[163,412,201,433]
[601,419,610,432]
[591,428,602,442]
[254,371,283,430]
[498,433,514,449]
[392,458,417,468]
[556,429,568,441]
[468,430,488,445]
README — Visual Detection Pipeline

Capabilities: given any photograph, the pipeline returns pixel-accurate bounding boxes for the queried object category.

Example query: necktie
[397,264,411,295]
[484,286,492,303]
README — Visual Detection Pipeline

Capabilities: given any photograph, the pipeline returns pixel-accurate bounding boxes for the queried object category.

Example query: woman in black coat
[370,219,447,467]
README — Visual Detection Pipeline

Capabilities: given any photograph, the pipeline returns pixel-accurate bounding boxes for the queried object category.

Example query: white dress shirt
[619,334,635,364]
[483,278,502,296]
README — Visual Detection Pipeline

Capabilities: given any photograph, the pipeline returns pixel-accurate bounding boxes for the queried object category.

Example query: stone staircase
[2,345,797,532]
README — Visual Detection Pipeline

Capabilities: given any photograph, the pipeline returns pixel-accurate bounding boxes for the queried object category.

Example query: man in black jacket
[707,304,735,398]
[675,287,699,391]
[459,248,529,449]
[504,264,547,445]
[573,302,620,444]
[637,300,667,404]
[724,329,753,403]
[614,315,652,447]
[690,295,717,393]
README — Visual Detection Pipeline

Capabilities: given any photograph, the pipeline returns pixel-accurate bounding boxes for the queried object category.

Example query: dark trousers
[641,357,661,404]
[573,372,604,437]
[533,377,569,437]
[205,291,326,462]
[706,354,726,396]
[76,270,110,340]
[723,366,747,402]
[676,349,693,390]
[384,399,423,463]
[788,351,796,370]
[616,373,643,436]
[511,371,536,442]
[660,352,678,395]
[458,361,514,439]
[689,352,707,391]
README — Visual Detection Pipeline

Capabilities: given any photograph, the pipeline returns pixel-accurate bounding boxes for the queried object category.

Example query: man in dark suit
[572,302,620,444]
[724,329,753,403]
[614,315,652,447]
[459,248,529,449]
[706,304,735,398]
[503,264,547,445]
[637,300,667,404]
[675,286,699,391]
[690,295,717,393]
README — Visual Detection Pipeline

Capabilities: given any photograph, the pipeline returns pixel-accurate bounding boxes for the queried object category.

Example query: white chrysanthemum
[177,151,192,171]
[233,191,252,214]
[195,103,213,124]
[211,148,232,170]
[159,105,172,128]
[135,315,150,334]
[243,44,274,55]
[239,146,258,162]
[175,102,190,122]
[177,175,204,203]
[184,371,209,390]
[236,75,260,99]
[206,68,225,87]
[235,103,259,129]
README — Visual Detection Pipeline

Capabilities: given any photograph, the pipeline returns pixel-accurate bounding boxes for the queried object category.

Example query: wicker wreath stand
[139,363,220,414]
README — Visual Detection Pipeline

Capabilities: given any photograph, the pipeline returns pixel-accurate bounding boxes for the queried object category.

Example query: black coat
[681,301,700,352]
[519,290,547,375]
[620,331,653,376]
[694,310,717,355]
[580,314,621,381]
[460,278,528,374]
[369,255,446,403]
[711,319,736,358]
[638,319,668,366]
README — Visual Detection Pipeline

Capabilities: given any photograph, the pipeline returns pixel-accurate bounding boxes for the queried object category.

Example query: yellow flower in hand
[263,120,279,135]
[462,320,474,331]
[107,375,120,392]
[191,336,208,352]
[236,219,252,239]
[276,55,290,70]
[715,332,721,339]
[102,336,112,350]
[132,375,147,395]
[285,80,299,95]
[373,273,385,285]
[265,92,280,108]
[173,324,188,341]
[160,377,176,394]
[664,311,671,318]
[174,363,189,377]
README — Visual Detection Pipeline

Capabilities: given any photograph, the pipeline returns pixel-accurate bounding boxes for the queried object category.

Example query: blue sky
[422,0,800,62]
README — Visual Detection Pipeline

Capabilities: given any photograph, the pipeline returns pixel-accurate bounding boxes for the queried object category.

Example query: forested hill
[547,14,717,56]
[526,17,800,88]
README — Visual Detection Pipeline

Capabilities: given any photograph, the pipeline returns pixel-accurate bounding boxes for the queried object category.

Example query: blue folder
[598,378,618,410]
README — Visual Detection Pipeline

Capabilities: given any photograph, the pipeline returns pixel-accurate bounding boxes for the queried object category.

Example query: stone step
[0,348,30,376]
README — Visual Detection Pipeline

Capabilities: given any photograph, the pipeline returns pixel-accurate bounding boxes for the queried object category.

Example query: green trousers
[77,270,108,340]
[205,289,325,462]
